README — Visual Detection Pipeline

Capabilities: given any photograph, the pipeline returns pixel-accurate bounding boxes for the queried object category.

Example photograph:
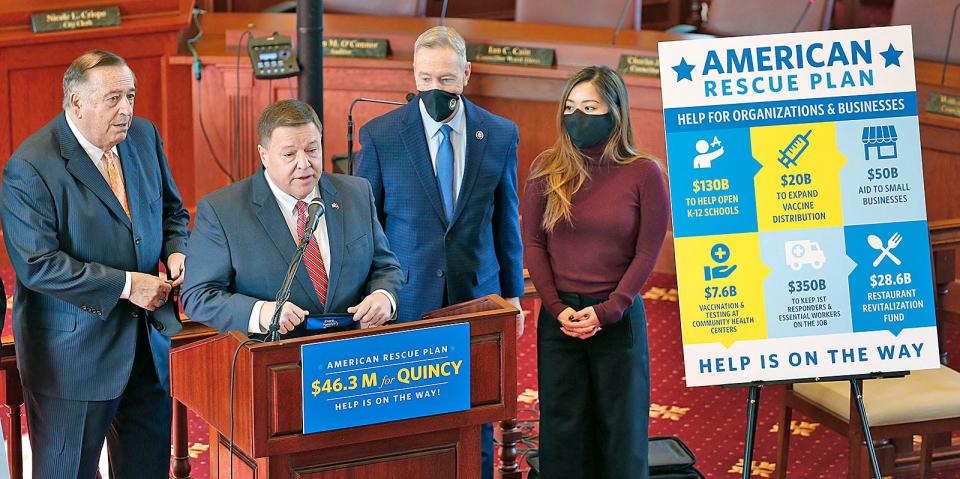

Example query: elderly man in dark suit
[0,50,190,478]
[181,100,402,338]
[355,26,524,479]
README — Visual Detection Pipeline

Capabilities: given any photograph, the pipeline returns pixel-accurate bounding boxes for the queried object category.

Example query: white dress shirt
[248,173,396,333]
[419,98,467,204]
[64,113,133,300]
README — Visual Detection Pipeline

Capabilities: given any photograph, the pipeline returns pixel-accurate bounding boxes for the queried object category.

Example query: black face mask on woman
[562,110,614,149]
[419,89,460,122]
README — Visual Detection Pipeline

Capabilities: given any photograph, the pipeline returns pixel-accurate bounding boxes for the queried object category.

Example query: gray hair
[413,26,467,67]
[62,50,129,110]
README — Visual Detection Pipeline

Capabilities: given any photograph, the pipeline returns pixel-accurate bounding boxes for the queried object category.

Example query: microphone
[611,0,634,45]
[347,97,407,175]
[305,197,324,234]
[265,196,325,341]
[941,2,960,86]
[440,0,449,26]
[791,0,816,33]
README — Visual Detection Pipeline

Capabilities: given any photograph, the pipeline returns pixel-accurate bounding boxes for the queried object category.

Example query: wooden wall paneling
[921,147,960,222]
[916,82,960,224]
[0,0,183,24]
[209,0,517,19]
[162,62,199,206]
[0,33,174,162]
[424,0,516,19]
[6,64,66,154]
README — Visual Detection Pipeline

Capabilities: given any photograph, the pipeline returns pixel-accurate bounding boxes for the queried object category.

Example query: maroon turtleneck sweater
[521,146,669,326]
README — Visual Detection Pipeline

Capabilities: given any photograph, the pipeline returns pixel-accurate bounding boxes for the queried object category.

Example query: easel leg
[774,388,792,479]
[742,385,762,479]
[850,379,882,478]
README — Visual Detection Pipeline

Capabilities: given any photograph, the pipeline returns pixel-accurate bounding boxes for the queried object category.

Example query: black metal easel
[734,371,907,479]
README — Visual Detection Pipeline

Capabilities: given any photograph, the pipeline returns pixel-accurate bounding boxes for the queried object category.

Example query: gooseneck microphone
[942,2,960,86]
[611,0,635,45]
[266,196,325,342]
[792,0,817,33]
[347,97,408,175]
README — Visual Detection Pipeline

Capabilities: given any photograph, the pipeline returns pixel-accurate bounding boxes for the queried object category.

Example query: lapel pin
[476,130,484,140]
[331,202,340,209]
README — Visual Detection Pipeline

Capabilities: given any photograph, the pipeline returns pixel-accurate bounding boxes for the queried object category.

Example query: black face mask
[419,89,460,122]
[563,110,614,149]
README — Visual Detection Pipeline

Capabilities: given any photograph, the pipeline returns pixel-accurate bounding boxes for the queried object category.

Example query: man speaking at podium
[182,100,402,337]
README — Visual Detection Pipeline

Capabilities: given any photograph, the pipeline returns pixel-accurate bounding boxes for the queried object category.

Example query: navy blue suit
[356,96,523,479]
[181,170,402,338]
[357,96,524,322]
[1,112,190,478]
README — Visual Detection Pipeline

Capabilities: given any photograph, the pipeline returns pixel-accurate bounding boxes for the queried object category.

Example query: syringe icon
[777,130,813,168]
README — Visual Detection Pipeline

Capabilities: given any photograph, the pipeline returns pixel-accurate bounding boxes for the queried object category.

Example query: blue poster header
[664,92,917,133]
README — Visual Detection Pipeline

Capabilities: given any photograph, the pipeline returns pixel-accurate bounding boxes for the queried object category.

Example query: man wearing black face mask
[355,26,524,479]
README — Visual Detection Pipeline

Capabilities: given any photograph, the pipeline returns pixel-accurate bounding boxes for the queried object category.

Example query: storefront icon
[862,125,898,160]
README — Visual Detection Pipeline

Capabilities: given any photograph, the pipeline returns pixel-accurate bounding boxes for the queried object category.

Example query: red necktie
[295,201,328,306]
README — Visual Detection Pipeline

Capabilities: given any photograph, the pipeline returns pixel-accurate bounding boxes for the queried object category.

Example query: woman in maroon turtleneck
[522,66,669,479]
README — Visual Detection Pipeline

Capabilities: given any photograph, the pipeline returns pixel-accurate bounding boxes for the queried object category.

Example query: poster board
[658,26,939,387]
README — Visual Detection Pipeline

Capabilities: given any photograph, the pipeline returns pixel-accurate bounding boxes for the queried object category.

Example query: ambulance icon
[785,240,826,270]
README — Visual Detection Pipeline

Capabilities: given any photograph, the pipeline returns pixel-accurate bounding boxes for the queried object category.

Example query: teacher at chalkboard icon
[694,136,724,169]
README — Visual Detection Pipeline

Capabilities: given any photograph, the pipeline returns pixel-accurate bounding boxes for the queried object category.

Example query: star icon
[880,43,903,68]
[672,57,695,82]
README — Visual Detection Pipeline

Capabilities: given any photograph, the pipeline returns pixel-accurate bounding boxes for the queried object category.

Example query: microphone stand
[347,98,406,175]
[265,227,313,342]
[266,202,324,342]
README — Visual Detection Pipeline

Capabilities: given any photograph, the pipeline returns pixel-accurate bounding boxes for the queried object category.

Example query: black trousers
[537,292,650,479]
[24,317,171,479]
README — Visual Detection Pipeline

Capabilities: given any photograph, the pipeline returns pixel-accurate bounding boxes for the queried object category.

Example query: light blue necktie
[436,124,455,221]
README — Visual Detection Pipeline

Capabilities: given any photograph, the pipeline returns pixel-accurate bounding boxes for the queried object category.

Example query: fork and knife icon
[868,232,902,267]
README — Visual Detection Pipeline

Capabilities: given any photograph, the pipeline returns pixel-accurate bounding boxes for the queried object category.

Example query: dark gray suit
[181,170,401,337]
[0,112,190,478]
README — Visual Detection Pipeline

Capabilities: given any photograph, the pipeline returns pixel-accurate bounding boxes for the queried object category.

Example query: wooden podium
[170,295,518,478]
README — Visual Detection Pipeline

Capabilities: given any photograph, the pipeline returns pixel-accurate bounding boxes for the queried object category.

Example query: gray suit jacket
[181,170,402,337]
[0,113,190,401]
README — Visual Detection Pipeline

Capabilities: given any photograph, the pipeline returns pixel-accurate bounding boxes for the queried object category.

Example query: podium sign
[302,323,471,433]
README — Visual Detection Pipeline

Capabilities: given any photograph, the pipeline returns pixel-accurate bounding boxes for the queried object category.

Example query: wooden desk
[0,320,219,479]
